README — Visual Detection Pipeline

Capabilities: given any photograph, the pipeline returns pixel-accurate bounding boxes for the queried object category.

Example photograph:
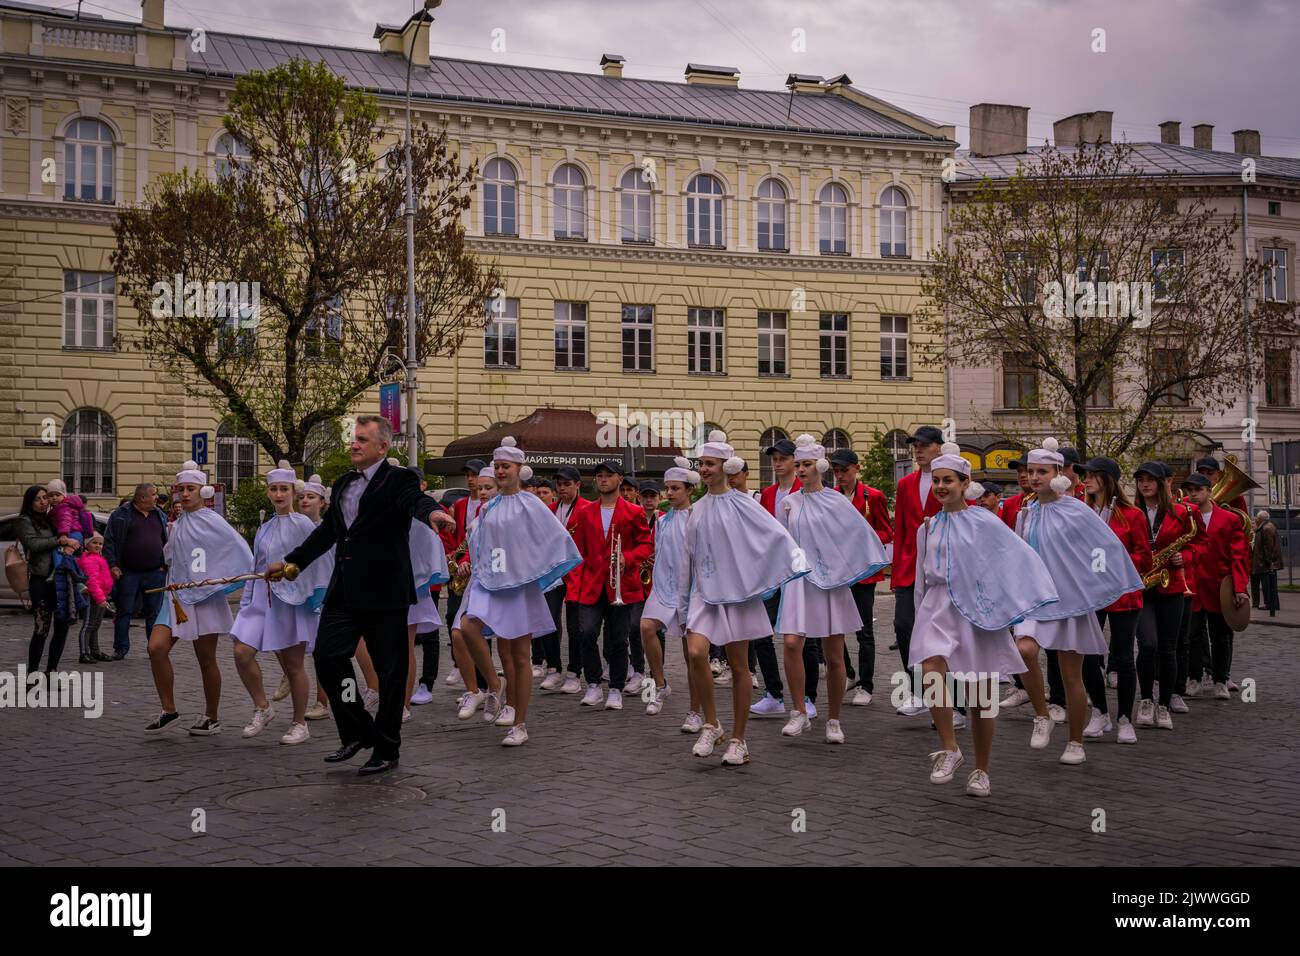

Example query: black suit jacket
[285,460,439,612]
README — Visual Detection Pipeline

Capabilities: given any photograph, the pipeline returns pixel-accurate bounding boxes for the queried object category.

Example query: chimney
[968,103,1029,157]
[1052,110,1113,147]
[140,0,164,29]
[1159,121,1181,145]
[1232,129,1261,156]
[785,73,825,94]
[374,11,432,67]
[684,63,740,87]
[1192,123,1214,150]
[600,54,625,78]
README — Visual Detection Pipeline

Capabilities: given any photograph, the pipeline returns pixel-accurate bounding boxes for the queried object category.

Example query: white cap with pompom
[267,459,296,485]
[519,465,534,482]
[493,435,525,464]
[698,430,734,461]
[1028,436,1065,467]
[1050,474,1074,494]
[665,456,697,485]
[176,459,206,486]
[200,485,215,500]
[723,455,746,475]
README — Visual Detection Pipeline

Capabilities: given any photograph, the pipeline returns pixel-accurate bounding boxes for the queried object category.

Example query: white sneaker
[1135,699,1155,726]
[410,684,434,706]
[710,659,723,676]
[560,675,582,694]
[605,688,623,711]
[965,769,991,797]
[1107,671,1118,689]
[896,695,926,717]
[721,738,749,765]
[1000,687,1030,708]
[241,706,275,738]
[1170,694,1189,714]
[852,687,873,707]
[952,711,968,730]
[928,749,964,784]
[1047,704,1066,723]
[531,664,544,679]
[645,683,669,716]
[1059,741,1086,765]
[804,699,818,720]
[692,723,725,757]
[781,709,811,737]
[402,707,411,723]
[362,688,380,713]
[825,719,845,744]
[749,693,785,717]
[1117,716,1137,744]
[1185,678,1200,697]
[456,690,485,720]
[540,669,564,691]
[580,684,604,707]
[483,686,506,721]
[1227,679,1239,693]
[1083,707,1110,738]
[272,674,291,702]
[818,661,827,678]
[494,704,516,727]
[443,666,462,686]
[1156,705,1173,730]
[279,721,309,745]
[624,671,644,694]
[714,665,732,686]
[502,724,528,747]
[1030,715,1052,749]
[681,710,703,734]
[750,672,759,689]
[1214,683,1230,700]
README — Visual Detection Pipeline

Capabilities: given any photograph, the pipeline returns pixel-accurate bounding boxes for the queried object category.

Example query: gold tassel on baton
[148,565,301,624]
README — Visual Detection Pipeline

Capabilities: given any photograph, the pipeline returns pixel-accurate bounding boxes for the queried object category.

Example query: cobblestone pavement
[1,592,1296,867]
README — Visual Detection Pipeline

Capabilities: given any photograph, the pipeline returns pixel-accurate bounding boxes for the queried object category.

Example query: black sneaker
[144,712,180,734]
[188,716,222,736]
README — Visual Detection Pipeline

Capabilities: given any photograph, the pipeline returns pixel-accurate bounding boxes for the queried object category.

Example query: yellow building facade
[1,1,954,509]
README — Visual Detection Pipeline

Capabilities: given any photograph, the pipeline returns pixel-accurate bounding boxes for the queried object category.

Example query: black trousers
[1093,609,1139,720]
[565,600,582,676]
[314,605,409,760]
[892,584,915,677]
[628,600,646,673]
[1046,649,1066,707]
[1190,610,1235,684]
[1253,570,1279,613]
[538,581,566,671]
[417,624,440,689]
[848,582,876,693]
[1137,590,1182,707]
[1188,609,1217,683]
[27,577,70,674]
[1175,595,1192,693]
[577,594,630,690]
[761,591,821,703]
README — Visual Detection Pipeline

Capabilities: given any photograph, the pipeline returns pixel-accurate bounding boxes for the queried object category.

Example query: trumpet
[448,541,470,596]
[610,534,625,605]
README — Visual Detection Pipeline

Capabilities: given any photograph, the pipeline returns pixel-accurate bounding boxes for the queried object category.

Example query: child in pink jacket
[46,479,94,543]
[76,533,114,662]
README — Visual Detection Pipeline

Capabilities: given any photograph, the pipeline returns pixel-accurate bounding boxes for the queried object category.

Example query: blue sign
[191,432,209,466]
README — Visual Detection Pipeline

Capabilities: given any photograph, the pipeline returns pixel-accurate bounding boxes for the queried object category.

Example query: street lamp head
[424,0,443,10]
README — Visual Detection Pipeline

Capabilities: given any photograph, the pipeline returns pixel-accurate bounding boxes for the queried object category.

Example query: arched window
[620,169,653,243]
[822,428,852,454]
[216,417,258,491]
[819,183,849,254]
[214,132,252,181]
[483,158,517,236]
[691,420,724,459]
[756,179,787,251]
[552,164,586,240]
[64,118,114,203]
[878,186,909,257]
[61,408,115,495]
[759,426,790,487]
[686,174,724,247]
[884,428,911,461]
[303,420,341,475]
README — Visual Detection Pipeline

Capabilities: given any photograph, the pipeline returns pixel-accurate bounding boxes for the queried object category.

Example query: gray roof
[954,142,1300,183]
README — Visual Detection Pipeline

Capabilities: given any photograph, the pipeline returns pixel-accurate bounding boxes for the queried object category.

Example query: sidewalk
[1254,585,1300,628]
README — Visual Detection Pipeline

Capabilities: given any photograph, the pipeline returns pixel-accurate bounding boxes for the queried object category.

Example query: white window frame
[553,164,587,240]
[880,315,909,380]
[554,301,588,370]
[304,295,343,360]
[687,307,725,374]
[484,296,519,369]
[483,158,518,237]
[620,170,653,244]
[819,183,849,255]
[621,304,654,372]
[62,271,115,350]
[61,408,115,496]
[759,426,789,486]
[1151,248,1185,303]
[819,312,850,378]
[756,179,787,252]
[213,132,252,181]
[757,310,788,376]
[216,419,257,491]
[1264,247,1288,303]
[878,186,908,257]
[686,174,725,248]
[64,118,114,203]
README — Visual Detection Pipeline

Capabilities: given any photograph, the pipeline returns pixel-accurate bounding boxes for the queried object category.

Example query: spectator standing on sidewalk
[102,483,168,660]
[1252,511,1282,617]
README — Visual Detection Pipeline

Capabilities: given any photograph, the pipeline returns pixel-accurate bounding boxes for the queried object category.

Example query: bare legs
[234,641,309,724]
[233,639,269,710]
[457,616,503,696]
[725,640,751,742]
[1058,650,1087,744]
[642,617,667,691]
[782,633,807,714]
[1016,637,1050,718]
[823,635,846,722]
[150,626,222,720]
[504,636,531,724]
[924,659,997,772]
[685,633,719,729]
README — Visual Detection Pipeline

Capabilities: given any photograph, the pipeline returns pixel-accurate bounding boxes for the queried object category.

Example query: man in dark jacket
[102,483,168,660]
[1252,511,1283,616]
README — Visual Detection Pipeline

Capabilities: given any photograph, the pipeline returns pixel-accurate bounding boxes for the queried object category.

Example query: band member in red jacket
[1081,457,1153,743]
[830,447,893,706]
[568,460,652,710]
[999,458,1032,531]
[1181,473,1250,700]
[547,465,592,694]
[1195,457,1249,514]
[890,425,944,716]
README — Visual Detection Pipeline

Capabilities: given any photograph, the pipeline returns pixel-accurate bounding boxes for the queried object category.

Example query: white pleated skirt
[686,591,772,647]
[453,578,553,641]
[776,577,862,639]
[642,591,685,640]
[229,591,318,653]
[408,587,443,629]
[1014,612,1109,655]
[908,580,1027,678]
[152,590,235,642]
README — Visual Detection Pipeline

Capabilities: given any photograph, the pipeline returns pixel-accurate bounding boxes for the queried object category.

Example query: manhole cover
[220,783,427,813]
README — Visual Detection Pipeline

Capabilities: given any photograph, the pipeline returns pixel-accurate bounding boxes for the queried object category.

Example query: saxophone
[1142,505,1197,589]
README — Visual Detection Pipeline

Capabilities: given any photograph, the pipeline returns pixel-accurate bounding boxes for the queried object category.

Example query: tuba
[1211,455,1260,549]
[448,541,470,595]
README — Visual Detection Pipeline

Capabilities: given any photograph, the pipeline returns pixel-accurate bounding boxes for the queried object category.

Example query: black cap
[764,438,796,457]
[522,475,539,488]
[536,479,556,492]
[465,458,487,474]
[980,481,1003,497]
[1182,473,1212,488]
[638,479,662,494]
[621,475,638,489]
[555,466,581,482]
[1133,461,1167,480]
[829,448,860,466]
[1082,456,1121,482]
[907,425,944,446]
[1195,456,1222,473]
[406,465,425,480]
[1008,457,1026,469]
[595,459,625,476]
[1060,447,1081,467]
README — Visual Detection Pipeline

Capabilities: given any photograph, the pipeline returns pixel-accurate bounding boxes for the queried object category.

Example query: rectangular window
[554,301,588,370]
[216,436,257,491]
[1263,247,1288,302]
[484,297,519,369]
[819,312,849,377]
[1268,201,1282,217]
[1151,248,1185,302]
[1265,348,1292,407]
[62,271,115,349]
[621,304,654,372]
[880,315,909,379]
[621,189,652,244]
[687,307,725,374]
[1004,252,1035,305]
[1082,353,1114,408]
[757,310,787,376]
[1152,348,1190,406]
[304,295,343,360]
[1002,351,1038,408]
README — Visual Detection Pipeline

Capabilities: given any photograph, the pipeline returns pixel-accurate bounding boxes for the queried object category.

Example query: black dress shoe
[357,756,398,776]
[323,741,370,763]
[111,651,126,661]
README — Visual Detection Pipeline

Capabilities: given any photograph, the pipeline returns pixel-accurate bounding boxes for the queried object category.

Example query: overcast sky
[82,0,1300,156]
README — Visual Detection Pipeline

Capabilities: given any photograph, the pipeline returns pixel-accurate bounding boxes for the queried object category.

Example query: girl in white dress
[450,469,501,720]
[639,458,698,717]
[296,476,332,721]
[1013,438,1145,765]
[677,431,808,765]
[908,447,1058,795]
[230,462,330,745]
[453,438,581,746]
[776,435,889,744]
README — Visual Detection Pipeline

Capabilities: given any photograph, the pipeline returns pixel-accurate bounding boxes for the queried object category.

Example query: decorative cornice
[0,198,121,225]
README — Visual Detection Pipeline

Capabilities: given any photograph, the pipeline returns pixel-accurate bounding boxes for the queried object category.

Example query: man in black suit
[268,415,450,776]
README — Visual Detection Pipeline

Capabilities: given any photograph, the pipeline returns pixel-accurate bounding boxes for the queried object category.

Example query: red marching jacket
[552,495,594,598]
[1000,491,1026,531]
[568,496,652,605]
[891,470,941,589]
[1144,502,1198,597]
[838,481,893,584]
[759,478,802,516]
[1100,504,1153,612]
[1186,504,1250,614]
